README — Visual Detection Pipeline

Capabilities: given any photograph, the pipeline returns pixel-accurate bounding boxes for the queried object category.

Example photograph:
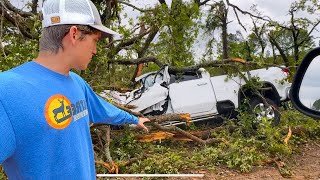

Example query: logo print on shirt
[44,94,72,129]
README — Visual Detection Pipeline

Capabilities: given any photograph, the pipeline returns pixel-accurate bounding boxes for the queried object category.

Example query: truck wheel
[249,96,280,126]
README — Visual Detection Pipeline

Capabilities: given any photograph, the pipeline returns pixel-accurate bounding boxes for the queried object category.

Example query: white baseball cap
[42,0,119,38]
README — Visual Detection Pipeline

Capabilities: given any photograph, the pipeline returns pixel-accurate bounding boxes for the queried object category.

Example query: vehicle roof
[135,71,156,82]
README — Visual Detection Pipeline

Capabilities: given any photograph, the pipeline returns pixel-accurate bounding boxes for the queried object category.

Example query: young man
[0,0,149,178]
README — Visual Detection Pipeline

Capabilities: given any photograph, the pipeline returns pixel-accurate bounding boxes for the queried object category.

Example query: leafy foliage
[88,110,320,175]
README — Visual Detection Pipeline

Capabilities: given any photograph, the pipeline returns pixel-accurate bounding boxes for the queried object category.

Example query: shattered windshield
[142,74,156,89]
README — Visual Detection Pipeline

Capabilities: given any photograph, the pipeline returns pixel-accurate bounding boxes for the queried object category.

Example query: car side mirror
[290,47,320,119]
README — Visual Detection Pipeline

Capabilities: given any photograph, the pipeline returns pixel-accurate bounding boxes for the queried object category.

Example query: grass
[1,109,320,178]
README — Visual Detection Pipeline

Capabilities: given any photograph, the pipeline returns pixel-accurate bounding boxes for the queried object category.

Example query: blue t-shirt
[0,61,139,179]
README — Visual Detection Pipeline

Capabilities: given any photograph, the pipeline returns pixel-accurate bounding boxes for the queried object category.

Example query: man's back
[0,62,96,179]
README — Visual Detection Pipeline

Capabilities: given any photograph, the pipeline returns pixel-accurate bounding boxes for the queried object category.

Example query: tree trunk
[221,10,228,59]
[271,44,277,64]
[269,34,290,67]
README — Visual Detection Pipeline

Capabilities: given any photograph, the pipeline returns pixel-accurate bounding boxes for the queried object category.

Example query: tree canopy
[1,0,320,88]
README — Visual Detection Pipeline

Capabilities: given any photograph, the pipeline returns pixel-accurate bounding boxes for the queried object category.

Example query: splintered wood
[136,131,175,142]
[146,113,192,124]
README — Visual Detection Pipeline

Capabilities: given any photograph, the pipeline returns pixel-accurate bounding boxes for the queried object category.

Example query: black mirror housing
[290,47,320,119]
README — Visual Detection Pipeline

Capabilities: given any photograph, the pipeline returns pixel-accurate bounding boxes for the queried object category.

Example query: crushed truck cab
[100,65,291,125]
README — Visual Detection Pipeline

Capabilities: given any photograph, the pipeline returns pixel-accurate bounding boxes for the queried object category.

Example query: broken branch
[151,122,226,145]
[284,126,292,145]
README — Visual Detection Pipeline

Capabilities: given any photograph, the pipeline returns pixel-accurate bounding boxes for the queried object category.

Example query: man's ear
[68,26,80,45]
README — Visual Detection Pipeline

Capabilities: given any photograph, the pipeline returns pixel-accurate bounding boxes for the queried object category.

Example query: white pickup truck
[100,65,291,126]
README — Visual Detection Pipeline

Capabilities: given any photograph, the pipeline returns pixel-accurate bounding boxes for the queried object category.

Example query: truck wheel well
[239,82,280,105]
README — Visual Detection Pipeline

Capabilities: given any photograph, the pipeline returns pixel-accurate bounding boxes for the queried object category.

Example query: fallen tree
[91,104,228,174]
[108,57,288,74]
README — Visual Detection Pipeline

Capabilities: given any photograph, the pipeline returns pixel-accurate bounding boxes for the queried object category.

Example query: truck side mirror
[290,47,320,119]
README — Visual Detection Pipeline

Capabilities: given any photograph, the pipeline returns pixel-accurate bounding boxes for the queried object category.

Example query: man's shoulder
[70,71,82,79]
[69,72,87,88]
[0,62,33,84]
[0,71,24,98]
[0,62,31,80]
[0,70,22,83]
[70,72,85,83]
[0,62,31,81]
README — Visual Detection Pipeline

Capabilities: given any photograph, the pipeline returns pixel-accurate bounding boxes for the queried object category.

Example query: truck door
[168,78,218,117]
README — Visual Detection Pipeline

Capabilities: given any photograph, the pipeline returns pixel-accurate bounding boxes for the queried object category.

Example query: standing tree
[205,0,229,59]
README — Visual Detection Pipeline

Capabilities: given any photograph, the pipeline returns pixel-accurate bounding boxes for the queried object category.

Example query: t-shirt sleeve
[73,74,139,125]
[0,101,16,164]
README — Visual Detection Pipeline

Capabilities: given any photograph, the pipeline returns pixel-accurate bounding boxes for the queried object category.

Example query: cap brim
[89,24,121,38]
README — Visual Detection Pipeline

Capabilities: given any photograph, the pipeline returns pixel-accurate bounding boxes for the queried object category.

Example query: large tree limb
[3,0,34,17]
[106,29,151,56]
[108,56,288,74]
[130,27,159,82]
[31,0,38,14]
[108,57,163,67]
[0,1,6,57]
[147,113,191,124]
[250,17,266,57]
[151,122,226,145]
[137,27,159,58]
[0,4,38,39]
[268,34,290,67]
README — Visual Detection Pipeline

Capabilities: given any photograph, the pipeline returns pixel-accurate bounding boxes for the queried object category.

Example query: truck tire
[249,96,280,126]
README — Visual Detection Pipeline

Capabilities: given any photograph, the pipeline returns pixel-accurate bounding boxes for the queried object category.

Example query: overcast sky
[11,0,320,59]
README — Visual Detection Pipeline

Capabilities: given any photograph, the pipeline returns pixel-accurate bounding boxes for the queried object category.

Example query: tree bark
[268,34,290,67]
[221,5,229,59]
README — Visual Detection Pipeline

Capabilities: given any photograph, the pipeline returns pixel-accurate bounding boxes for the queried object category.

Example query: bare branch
[233,8,247,32]
[158,0,167,5]
[3,0,34,17]
[146,114,191,124]
[268,34,290,67]
[225,0,272,22]
[194,0,212,6]
[151,122,226,145]
[297,20,320,46]
[200,0,211,6]
[0,1,6,57]
[31,0,38,14]
[250,17,266,56]
[168,59,252,73]
[108,57,163,67]
[118,0,153,13]
[131,27,159,82]
[106,29,151,55]
[0,3,38,39]
[137,27,159,57]
[200,0,210,6]
[103,126,113,163]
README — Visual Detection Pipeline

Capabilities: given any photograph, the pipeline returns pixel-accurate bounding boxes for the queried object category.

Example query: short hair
[39,25,99,54]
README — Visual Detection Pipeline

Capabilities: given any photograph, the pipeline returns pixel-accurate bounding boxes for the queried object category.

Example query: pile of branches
[90,105,228,173]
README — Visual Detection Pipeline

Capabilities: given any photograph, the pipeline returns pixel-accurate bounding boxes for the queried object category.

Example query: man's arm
[73,74,149,129]
[0,101,16,163]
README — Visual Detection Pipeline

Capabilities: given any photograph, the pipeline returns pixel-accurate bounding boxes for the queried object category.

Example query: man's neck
[35,51,71,75]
